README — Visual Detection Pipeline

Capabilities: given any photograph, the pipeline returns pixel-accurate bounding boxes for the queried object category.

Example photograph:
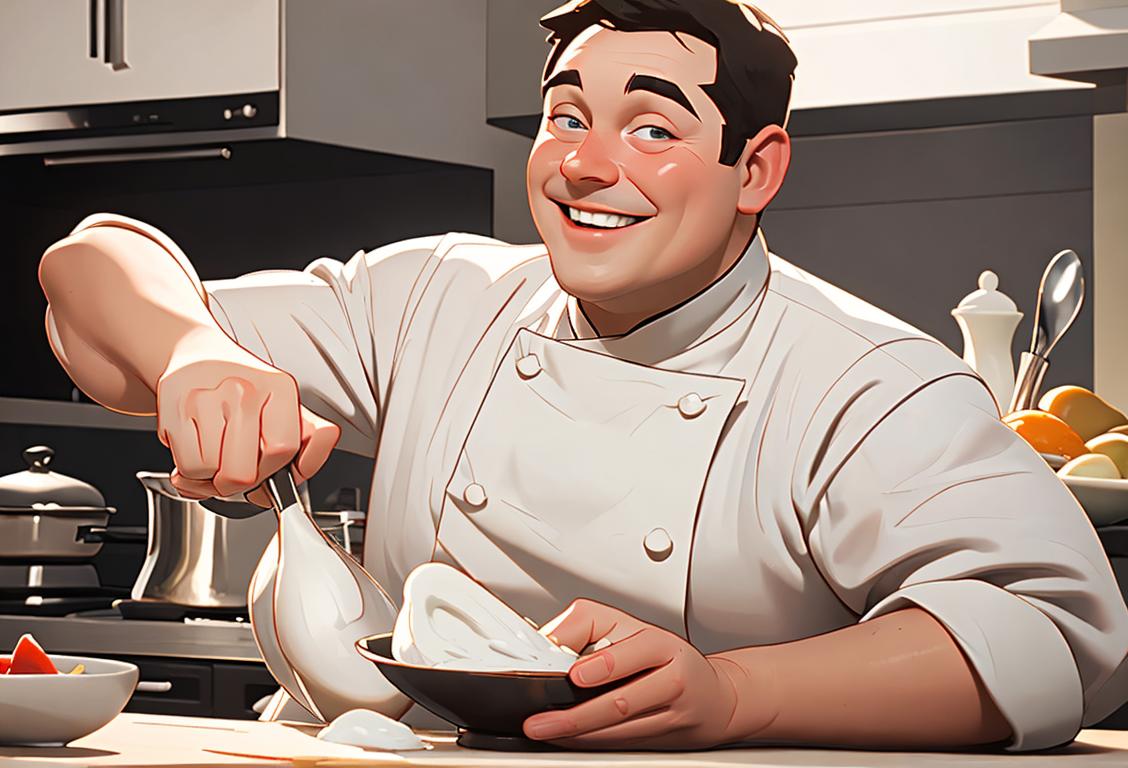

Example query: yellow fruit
[1109,425,1128,437]
[1084,433,1128,478]
[1038,386,1128,441]
[1003,410,1088,460]
[1058,453,1120,480]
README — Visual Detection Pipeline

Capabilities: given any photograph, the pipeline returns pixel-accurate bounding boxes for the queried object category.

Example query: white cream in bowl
[392,563,577,672]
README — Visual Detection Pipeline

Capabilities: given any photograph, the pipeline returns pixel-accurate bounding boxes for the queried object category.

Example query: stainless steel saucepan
[0,446,116,562]
[123,473,276,608]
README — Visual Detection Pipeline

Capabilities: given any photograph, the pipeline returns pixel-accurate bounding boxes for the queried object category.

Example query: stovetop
[0,590,128,616]
[0,610,261,662]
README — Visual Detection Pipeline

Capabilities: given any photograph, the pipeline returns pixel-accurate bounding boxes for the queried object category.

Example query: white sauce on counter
[317,708,427,751]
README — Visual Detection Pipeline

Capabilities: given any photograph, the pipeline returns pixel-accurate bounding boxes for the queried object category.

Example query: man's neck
[578,219,759,338]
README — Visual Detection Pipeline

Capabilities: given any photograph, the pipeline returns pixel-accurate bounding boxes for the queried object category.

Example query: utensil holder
[1008,351,1049,414]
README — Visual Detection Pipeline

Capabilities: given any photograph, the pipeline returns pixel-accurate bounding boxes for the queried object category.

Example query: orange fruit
[1002,410,1087,460]
[1037,386,1128,441]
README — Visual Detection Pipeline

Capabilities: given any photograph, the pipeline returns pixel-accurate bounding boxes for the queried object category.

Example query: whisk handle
[263,467,301,513]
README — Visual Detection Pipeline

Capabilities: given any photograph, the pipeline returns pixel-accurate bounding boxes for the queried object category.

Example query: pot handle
[23,445,54,472]
[77,525,147,544]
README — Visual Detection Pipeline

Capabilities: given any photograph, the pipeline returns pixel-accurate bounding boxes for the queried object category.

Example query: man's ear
[736,125,791,216]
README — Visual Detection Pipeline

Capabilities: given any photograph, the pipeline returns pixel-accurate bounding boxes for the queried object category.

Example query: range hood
[1029,0,1128,86]
[0,0,516,172]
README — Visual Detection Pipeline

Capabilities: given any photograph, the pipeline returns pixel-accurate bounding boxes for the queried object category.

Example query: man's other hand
[524,599,771,750]
[155,329,339,506]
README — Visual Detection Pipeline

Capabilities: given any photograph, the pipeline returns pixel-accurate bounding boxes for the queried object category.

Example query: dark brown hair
[541,0,798,166]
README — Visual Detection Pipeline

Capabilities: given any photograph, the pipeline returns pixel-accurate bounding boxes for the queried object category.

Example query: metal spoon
[1007,249,1085,413]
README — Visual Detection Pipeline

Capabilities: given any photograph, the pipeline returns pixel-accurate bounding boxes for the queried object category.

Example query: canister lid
[0,446,107,509]
[954,270,1020,314]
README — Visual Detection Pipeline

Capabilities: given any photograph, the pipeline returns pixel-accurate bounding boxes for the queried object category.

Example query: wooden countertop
[1,714,1126,768]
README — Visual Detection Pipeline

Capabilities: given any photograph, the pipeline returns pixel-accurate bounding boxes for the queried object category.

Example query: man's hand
[523,599,773,750]
[156,327,339,506]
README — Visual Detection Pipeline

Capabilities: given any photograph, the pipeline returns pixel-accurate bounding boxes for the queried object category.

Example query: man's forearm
[710,607,1011,749]
[39,221,234,414]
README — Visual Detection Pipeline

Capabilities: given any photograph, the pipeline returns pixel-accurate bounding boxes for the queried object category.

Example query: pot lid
[0,446,107,508]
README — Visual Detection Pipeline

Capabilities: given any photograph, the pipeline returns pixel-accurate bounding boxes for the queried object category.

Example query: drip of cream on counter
[392,563,578,672]
[317,708,427,751]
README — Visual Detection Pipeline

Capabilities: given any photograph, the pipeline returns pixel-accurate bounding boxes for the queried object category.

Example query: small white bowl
[0,654,138,746]
[1061,476,1128,528]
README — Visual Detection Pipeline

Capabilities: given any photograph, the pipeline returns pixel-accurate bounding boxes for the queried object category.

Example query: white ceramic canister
[951,271,1023,413]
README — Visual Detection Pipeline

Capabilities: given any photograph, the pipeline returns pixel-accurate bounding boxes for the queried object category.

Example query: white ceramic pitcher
[248,468,409,722]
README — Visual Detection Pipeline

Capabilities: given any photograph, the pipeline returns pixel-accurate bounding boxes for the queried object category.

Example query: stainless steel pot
[0,446,115,562]
[130,472,276,608]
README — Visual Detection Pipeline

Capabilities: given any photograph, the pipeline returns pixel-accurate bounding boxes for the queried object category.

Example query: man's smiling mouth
[553,201,653,230]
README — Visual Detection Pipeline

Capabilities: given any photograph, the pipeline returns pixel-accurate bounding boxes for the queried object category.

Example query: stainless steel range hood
[0,0,522,172]
[0,0,537,242]
[1029,0,1128,86]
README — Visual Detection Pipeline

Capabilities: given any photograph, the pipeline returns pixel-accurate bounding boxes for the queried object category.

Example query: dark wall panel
[0,140,494,401]
[775,116,1092,209]
[766,114,1094,394]
[766,190,1093,392]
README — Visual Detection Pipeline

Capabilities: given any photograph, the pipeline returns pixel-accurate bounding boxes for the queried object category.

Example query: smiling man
[38,0,1128,754]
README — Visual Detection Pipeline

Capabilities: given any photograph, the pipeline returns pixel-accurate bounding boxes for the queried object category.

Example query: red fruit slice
[0,657,9,674]
[9,634,58,674]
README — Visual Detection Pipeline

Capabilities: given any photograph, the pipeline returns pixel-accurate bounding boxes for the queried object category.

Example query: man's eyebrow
[542,69,582,97]
[624,74,699,120]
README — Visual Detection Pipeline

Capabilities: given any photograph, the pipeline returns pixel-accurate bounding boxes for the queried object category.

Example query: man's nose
[560,134,620,187]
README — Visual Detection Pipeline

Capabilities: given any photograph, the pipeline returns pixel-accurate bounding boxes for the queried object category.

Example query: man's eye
[551,115,587,132]
[631,126,676,142]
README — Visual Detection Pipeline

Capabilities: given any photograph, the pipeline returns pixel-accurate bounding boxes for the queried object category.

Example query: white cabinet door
[0,0,93,111]
[0,0,279,112]
[767,0,1057,28]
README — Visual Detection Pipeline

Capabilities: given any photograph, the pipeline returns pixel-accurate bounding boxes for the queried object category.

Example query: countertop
[0,614,261,662]
[0,715,1126,768]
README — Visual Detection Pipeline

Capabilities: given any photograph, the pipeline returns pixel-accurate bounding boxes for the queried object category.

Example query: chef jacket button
[677,393,706,419]
[516,353,542,379]
[643,528,673,562]
[462,483,488,508]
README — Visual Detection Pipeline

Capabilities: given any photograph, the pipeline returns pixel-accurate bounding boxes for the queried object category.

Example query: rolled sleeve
[802,363,1128,751]
[862,580,1082,750]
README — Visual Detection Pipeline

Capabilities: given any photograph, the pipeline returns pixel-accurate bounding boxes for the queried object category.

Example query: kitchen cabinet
[0,0,278,113]
[212,662,281,720]
[106,654,276,720]
[121,656,213,718]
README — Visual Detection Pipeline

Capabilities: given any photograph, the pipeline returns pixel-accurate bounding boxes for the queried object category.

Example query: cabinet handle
[104,0,128,71]
[43,147,233,167]
[88,0,100,58]
[136,681,173,693]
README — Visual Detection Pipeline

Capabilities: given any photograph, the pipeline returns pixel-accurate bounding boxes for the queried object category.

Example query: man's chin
[549,261,636,303]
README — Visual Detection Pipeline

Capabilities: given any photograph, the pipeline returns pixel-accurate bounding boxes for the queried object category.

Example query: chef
[38,0,1128,754]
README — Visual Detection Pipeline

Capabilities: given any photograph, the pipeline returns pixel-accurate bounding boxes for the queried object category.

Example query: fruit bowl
[1061,475,1128,527]
[0,655,138,746]
[1038,453,1128,527]
[1006,386,1128,528]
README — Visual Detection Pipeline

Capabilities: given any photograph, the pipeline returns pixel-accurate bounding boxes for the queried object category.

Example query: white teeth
[567,207,641,229]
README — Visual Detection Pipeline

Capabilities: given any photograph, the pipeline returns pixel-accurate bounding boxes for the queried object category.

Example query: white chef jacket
[74,216,1128,750]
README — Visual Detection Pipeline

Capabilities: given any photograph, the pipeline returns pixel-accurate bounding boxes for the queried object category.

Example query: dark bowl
[357,633,613,751]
